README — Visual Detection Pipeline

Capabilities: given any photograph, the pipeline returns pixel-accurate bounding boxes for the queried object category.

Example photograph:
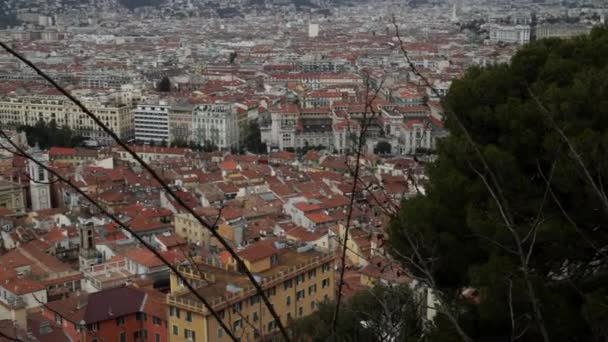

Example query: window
[322,278,330,289]
[268,320,276,331]
[153,316,162,325]
[284,279,293,290]
[173,325,179,336]
[233,319,243,330]
[286,295,291,306]
[311,301,316,310]
[116,317,125,326]
[155,333,160,342]
[250,295,260,306]
[186,311,192,322]
[322,263,330,272]
[266,287,276,297]
[299,307,304,317]
[296,290,305,301]
[296,274,305,285]
[185,329,196,341]
[136,312,147,321]
[90,323,99,331]
[308,269,316,279]
[232,302,242,313]
[54,313,62,324]
[253,312,259,322]
[218,328,224,338]
[119,332,126,342]
[308,284,317,295]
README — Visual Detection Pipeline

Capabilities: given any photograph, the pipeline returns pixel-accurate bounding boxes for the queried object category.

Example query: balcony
[168,253,335,315]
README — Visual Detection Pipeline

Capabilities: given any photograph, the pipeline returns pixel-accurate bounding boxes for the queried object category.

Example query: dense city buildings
[0,0,605,341]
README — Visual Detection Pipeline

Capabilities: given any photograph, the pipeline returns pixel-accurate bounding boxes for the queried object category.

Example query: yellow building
[0,180,26,214]
[174,211,212,247]
[167,239,336,342]
[337,224,371,268]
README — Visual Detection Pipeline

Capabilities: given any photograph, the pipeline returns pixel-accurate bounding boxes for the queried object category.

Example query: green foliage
[171,138,189,148]
[292,284,423,342]
[374,140,391,155]
[18,119,85,149]
[202,140,218,152]
[157,76,171,92]
[243,121,266,154]
[390,26,608,341]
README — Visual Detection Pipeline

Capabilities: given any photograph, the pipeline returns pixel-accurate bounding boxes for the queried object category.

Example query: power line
[0,128,239,342]
[0,41,291,342]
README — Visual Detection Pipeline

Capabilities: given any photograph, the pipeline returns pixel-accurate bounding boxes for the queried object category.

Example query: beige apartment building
[167,239,335,342]
[174,211,213,247]
[0,94,133,143]
[0,180,26,214]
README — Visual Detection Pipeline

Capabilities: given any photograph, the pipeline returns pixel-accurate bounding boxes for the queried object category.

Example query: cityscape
[0,0,607,341]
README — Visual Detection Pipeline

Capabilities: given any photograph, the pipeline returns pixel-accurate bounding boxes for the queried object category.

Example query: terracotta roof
[305,212,336,224]
[237,238,279,262]
[49,147,76,156]
[84,287,146,324]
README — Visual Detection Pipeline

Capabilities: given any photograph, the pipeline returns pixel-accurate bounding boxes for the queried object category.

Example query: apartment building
[488,24,531,44]
[134,102,170,143]
[167,239,335,342]
[535,23,590,39]
[169,102,194,143]
[174,211,212,248]
[192,103,239,150]
[0,94,133,144]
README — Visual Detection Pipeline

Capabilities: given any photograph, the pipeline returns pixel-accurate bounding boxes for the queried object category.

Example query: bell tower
[78,222,99,271]
[28,148,51,211]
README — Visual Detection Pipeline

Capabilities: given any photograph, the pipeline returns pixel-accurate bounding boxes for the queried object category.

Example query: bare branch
[0,129,239,342]
[0,41,290,341]
[331,74,383,337]
[526,84,608,215]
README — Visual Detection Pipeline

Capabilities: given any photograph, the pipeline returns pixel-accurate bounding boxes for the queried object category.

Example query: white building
[488,25,531,44]
[133,102,170,143]
[308,23,320,38]
[29,149,51,211]
[0,93,134,144]
[192,103,239,150]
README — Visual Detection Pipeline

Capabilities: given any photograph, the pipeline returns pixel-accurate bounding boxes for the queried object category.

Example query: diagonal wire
[0,41,291,342]
[0,128,239,342]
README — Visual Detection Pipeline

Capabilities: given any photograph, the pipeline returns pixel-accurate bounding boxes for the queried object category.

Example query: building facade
[167,241,335,342]
[0,180,26,214]
[134,102,170,143]
[29,150,52,211]
[488,25,531,44]
[192,103,239,150]
[0,94,134,144]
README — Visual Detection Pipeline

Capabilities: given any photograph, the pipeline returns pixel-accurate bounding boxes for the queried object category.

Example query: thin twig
[331,75,385,339]
[526,83,608,215]
[0,128,239,342]
[0,41,290,342]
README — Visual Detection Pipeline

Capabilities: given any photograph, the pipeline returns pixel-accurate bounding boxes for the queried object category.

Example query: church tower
[79,222,99,271]
[28,149,51,211]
